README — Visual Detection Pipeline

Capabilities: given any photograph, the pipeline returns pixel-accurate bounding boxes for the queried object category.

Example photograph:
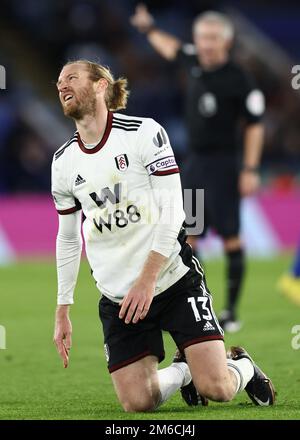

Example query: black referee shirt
[175,44,264,154]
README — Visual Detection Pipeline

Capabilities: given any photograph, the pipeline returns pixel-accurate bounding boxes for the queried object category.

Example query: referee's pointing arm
[131,4,181,61]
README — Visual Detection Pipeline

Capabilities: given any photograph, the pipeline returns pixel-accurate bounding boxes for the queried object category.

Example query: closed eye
[56,73,78,88]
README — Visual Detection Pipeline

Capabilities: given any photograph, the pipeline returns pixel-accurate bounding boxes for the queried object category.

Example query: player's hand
[119,277,156,324]
[130,4,155,33]
[53,306,72,368]
[239,169,260,197]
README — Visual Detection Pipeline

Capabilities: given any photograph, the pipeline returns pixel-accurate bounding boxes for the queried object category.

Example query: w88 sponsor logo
[93,204,141,233]
[90,182,142,233]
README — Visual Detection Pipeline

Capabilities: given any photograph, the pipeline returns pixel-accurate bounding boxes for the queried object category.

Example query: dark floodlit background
[0,0,299,261]
[0,0,300,422]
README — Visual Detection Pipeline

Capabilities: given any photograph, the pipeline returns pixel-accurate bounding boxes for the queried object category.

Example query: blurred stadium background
[0,0,300,260]
[0,0,300,420]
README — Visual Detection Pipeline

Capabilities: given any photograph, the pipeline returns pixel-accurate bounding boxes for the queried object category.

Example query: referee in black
[131,5,265,332]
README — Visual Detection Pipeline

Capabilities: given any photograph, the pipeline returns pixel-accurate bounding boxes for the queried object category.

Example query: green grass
[0,255,300,420]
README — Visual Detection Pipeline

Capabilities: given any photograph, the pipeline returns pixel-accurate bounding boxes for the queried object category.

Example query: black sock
[225,248,245,319]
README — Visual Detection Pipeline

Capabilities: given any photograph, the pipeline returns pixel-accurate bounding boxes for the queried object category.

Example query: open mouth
[63,94,74,103]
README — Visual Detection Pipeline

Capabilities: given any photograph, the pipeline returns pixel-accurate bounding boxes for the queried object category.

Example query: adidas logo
[75,175,86,186]
[203,321,215,331]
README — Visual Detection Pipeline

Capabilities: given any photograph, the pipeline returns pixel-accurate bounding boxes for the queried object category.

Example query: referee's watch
[145,24,157,35]
[242,166,259,173]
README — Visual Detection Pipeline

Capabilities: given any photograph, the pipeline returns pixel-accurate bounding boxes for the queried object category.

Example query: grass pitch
[0,255,300,420]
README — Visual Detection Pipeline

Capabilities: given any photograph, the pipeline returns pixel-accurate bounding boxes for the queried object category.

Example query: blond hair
[64,60,129,111]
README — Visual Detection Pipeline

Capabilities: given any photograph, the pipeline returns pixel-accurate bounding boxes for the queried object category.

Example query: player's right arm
[51,155,83,368]
[130,4,181,60]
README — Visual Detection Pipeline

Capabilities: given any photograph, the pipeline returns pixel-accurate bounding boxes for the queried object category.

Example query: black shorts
[99,248,224,373]
[181,151,240,238]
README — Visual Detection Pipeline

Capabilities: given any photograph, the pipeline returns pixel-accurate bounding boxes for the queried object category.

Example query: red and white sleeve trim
[152,167,180,176]
[57,199,82,215]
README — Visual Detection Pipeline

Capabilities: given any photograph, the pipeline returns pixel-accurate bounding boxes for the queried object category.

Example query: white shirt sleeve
[137,119,185,258]
[51,156,82,215]
[149,173,185,258]
[56,211,82,305]
[51,153,83,304]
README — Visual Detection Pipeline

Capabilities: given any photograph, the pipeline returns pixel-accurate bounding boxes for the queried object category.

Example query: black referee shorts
[181,151,240,238]
[99,244,224,373]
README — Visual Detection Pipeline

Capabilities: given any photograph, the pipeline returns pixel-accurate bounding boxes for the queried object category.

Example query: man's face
[57,64,97,120]
[193,21,231,68]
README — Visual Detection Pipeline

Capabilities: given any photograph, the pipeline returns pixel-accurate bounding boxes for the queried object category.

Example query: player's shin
[156,362,191,406]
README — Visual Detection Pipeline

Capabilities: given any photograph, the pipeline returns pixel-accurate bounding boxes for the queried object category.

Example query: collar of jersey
[77,111,113,154]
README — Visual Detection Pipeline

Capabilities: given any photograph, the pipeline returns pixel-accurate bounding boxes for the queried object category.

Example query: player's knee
[121,395,158,413]
[198,380,234,402]
[122,400,156,413]
[211,383,235,402]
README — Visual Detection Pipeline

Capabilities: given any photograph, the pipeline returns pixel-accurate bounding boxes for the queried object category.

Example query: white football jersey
[52,112,190,302]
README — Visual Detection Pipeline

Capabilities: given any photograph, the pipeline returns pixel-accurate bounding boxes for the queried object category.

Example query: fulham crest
[115,154,129,172]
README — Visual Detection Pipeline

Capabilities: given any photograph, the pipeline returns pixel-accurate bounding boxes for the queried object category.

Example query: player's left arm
[239,72,265,196]
[119,120,184,324]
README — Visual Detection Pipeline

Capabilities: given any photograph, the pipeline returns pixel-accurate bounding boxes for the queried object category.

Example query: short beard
[63,86,97,121]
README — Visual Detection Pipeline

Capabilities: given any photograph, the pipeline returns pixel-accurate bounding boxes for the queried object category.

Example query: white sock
[157,362,191,406]
[227,358,255,394]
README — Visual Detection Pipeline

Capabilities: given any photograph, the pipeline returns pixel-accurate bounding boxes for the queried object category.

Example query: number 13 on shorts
[187,297,212,322]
